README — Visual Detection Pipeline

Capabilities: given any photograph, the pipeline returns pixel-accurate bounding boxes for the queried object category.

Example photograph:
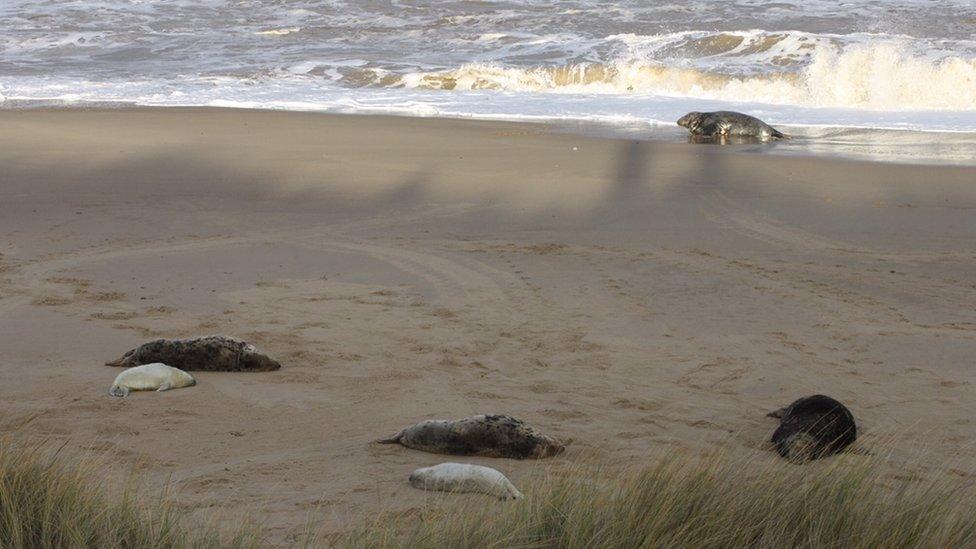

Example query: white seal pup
[409,462,524,500]
[377,414,565,459]
[109,363,196,398]
[677,111,786,141]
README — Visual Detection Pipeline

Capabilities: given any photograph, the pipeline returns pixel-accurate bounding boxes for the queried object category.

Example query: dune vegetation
[342,451,976,549]
[2,439,974,548]
[0,440,260,548]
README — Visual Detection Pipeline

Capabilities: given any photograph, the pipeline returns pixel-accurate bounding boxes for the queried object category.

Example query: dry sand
[0,108,974,542]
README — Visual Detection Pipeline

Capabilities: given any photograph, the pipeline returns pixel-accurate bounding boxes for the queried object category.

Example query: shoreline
[3,102,976,166]
[1,107,974,542]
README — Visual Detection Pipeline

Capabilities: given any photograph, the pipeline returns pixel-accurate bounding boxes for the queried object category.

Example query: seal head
[676,111,704,133]
[238,343,282,371]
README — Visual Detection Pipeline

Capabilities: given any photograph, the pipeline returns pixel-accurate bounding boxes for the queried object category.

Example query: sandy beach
[0,108,974,542]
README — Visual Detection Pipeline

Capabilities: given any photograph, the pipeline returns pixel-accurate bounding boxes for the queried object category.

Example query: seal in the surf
[677,111,786,141]
[109,363,196,397]
[106,335,281,372]
[767,394,856,462]
[376,414,565,459]
[409,462,524,500]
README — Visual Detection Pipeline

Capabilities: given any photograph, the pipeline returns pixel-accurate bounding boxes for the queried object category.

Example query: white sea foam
[396,36,976,112]
[255,27,301,36]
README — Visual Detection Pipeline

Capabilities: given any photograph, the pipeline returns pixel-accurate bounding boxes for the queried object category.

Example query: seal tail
[375,430,404,444]
[105,349,134,367]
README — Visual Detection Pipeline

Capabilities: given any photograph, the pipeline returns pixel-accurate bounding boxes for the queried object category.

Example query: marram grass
[341,451,976,549]
[0,440,261,548]
[2,438,973,548]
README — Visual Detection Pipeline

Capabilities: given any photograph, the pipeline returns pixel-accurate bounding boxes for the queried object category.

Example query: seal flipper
[770,128,788,139]
[375,430,404,444]
[156,382,173,392]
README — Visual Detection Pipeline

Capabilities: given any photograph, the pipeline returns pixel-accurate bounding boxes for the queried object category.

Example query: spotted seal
[106,335,281,372]
[677,111,786,141]
[768,394,857,462]
[376,414,565,459]
[109,363,196,397]
[409,462,524,500]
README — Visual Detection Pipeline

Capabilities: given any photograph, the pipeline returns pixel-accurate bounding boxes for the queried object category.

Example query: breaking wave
[394,42,976,111]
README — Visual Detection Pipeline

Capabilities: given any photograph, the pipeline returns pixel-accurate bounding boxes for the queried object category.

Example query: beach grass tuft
[0,440,261,548]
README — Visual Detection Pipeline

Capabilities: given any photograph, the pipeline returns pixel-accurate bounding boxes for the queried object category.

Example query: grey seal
[109,363,196,397]
[677,111,786,140]
[409,462,523,500]
[767,394,856,462]
[106,335,281,372]
[377,414,565,459]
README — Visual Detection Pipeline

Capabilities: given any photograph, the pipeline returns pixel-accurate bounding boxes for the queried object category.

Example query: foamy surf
[395,41,976,112]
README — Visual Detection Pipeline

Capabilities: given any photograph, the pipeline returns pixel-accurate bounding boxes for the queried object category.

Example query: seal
[767,394,857,462]
[677,111,786,141]
[109,363,196,397]
[376,414,565,459]
[106,335,281,372]
[409,462,524,500]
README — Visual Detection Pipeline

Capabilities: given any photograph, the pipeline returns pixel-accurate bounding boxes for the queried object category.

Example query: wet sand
[0,108,974,542]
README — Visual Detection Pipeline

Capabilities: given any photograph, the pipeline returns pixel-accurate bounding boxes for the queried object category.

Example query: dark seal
[768,395,856,462]
[376,414,565,459]
[106,335,281,372]
[677,111,786,141]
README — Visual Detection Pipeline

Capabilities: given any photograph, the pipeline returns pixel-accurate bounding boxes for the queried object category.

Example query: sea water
[2,0,975,163]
